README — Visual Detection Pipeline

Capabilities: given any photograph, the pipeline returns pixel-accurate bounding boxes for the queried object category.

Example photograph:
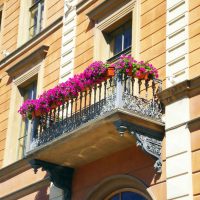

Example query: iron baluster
[62,104,64,124]
[79,92,83,120]
[104,79,107,100]
[145,80,149,99]
[58,106,60,123]
[93,84,97,115]
[138,79,142,96]
[132,77,135,96]
[99,83,102,113]
[53,108,56,123]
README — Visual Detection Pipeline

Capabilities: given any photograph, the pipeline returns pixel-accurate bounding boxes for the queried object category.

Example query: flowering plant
[133,61,159,79]
[84,61,107,84]
[114,54,137,76]
[18,99,37,120]
[18,57,159,119]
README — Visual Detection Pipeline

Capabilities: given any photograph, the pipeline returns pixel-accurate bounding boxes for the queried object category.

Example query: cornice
[76,0,98,14]
[187,116,200,132]
[86,0,133,21]
[158,76,200,106]
[0,178,50,200]
[0,159,30,183]
[0,16,63,69]
[6,45,49,76]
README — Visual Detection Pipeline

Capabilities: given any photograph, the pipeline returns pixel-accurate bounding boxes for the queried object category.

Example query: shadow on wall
[34,185,49,200]
[34,173,50,200]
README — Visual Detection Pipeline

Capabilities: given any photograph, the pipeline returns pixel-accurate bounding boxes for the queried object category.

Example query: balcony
[27,75,164,172]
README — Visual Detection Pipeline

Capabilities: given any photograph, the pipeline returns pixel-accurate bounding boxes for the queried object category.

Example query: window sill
[107,46,131,63]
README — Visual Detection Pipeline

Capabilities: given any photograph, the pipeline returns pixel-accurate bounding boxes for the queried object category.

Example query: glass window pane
[32,0,40,5]
[124,27,132,50]
[122,192,147,200]
[39,2,44,31]
[30,7,38,37]
[29,0,44,38]
[20,81,37,157]
[110,194,120,200]
[114,34,123,55]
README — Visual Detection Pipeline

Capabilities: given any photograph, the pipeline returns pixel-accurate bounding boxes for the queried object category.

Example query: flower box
[32,110,42,119]
[106,67,115,77]
[137,73,149,80]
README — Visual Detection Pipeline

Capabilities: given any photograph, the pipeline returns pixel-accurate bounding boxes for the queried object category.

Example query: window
[110,21,132,56]
[29,0,44,38]
[18,80,37,158]
[105,190,148,200]
[90,0,138,62]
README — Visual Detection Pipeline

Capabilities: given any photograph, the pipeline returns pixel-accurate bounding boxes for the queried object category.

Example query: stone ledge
[158,76,200,106]
[188,116,200,132]
[0,159,30,183]
[0,17,63,69]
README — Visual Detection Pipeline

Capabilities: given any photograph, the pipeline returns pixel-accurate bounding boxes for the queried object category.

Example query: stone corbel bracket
[29,159,74,200]
[114,120,163,173]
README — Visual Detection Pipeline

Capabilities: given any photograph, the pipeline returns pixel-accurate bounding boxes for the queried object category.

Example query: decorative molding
[0,178,50,200]
[0,159,30,183]
[87,175,154,200]
[87,0,135,31]
[76,0,97,14]
[114,120,163,173]
[158,76,200,105]
[131,132,162,173]
[6,45,48,78]
[187,116,200,132]
[0,17,62,69]
[30,160,74,200]
[13,64,40,86]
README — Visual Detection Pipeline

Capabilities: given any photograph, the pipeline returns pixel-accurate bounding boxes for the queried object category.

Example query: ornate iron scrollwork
[30,160,74,200]
[122,92,162,121]
[130,131,162,173]
[114,120,163,173]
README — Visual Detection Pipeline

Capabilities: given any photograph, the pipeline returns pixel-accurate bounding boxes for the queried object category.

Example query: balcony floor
[27,109,164,168]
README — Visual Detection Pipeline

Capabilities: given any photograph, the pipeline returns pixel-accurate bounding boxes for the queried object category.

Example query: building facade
[0,0,200,200]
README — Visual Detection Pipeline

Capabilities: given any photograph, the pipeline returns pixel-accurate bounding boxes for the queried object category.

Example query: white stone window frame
[17,0,47,47]
[3,49,46,166]
[91,0,140,62]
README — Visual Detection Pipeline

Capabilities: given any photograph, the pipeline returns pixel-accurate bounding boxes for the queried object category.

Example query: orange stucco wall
[74,0,166,87]
[189,1,200,79]
[0,0,64,167]
[72,146,166,200]
[0,168,48,197]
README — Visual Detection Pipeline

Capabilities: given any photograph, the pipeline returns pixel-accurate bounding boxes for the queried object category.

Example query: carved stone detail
[114,120,163,173]
[130,131,162,173]
[30,160,74,200]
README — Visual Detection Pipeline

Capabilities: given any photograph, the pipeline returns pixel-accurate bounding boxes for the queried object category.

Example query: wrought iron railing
[28,75,163,151]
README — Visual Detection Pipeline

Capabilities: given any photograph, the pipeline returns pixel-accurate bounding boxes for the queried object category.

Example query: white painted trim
[166,0,189,87]
[3,62,44,166]
[59,0,77,83]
